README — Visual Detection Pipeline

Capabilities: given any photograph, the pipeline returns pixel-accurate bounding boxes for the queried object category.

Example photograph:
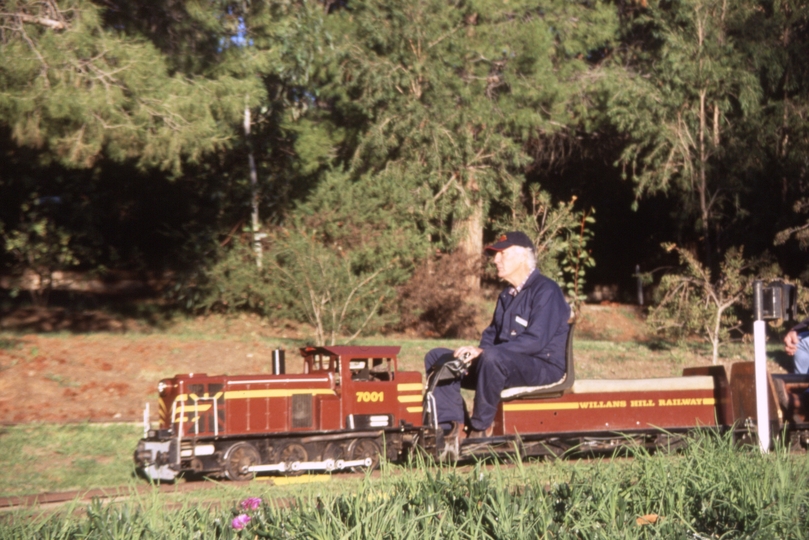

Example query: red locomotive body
[136,346,424,481]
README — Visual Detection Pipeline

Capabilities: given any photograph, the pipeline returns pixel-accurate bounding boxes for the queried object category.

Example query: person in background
[424,231,571,439]
[784,319,809,374]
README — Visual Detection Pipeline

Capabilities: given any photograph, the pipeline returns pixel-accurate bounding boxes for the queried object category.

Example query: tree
[1,0,328,286]
[316,0,619,287]
[0,0,259,172]
[648,243,779,364]
[281,170,428,342]
[609,0,760,267]
[761,2,809,259]
[266,228,394,346]
[3,197,78,306]
[193,167,427,344]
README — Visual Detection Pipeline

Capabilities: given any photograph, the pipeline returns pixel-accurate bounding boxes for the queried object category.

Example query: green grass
[0,423,144,497]
[3,433,809,538]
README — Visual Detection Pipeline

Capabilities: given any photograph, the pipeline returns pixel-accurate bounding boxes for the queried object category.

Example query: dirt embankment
[0,303,658,425]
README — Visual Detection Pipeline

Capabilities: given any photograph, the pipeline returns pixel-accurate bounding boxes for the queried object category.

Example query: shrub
[194,237,273,315]
[4,205,80,307]
[396,251,479,339]
[182,228,401,346]
[647,244,781,363]
[265,227,399,345]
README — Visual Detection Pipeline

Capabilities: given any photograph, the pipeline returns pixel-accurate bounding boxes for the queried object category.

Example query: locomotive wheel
[223,442,261,481]
[347,438,381,472]
[278,443,308,475]
[322,442,345,470]
[653,433,688,453]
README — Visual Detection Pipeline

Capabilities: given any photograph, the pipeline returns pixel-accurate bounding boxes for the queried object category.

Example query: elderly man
[424,231,571,439]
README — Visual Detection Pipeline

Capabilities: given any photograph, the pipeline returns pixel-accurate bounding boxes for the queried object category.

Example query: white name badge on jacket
[515,316,528,327]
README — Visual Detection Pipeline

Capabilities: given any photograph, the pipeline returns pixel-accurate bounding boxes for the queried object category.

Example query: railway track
[2,462,513,513]
[0,481,242,513]
[0,473,356,513]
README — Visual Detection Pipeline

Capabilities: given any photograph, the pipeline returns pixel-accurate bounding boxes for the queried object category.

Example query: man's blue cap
[485,231,534,252]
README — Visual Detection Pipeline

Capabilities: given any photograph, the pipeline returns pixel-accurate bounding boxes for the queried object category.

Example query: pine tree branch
[427,23,462,49]
[4,13,66,30]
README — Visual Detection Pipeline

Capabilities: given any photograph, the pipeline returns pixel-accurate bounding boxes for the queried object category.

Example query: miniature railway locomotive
[134,333,809,482]
[134,346,424,481]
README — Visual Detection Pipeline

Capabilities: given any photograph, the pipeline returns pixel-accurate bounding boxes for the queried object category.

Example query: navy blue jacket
[479,270,570,371]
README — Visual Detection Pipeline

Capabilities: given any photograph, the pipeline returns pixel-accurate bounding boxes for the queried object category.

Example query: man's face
[493,246,523,283]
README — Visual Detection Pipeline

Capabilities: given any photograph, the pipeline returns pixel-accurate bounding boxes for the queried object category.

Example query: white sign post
[751,280,796,454]
[753,319,770,453]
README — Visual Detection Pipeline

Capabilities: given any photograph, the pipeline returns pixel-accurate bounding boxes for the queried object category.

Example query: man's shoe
[467,425,493,439]
[447,421,465,440]
[438,422,464,462]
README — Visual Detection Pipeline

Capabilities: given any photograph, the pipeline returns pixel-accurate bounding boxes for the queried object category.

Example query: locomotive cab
[302,349,337,374]
[301,348,395,382]
[298,345,423,430]
[348,357,393,381]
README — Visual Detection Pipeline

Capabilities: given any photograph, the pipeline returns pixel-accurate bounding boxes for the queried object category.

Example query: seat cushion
[501,375,714,399]
[500,373,567,399]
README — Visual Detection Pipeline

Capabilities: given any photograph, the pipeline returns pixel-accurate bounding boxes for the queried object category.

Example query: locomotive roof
[300,345,401,357]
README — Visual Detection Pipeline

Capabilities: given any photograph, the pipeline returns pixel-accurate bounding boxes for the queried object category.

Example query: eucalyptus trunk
[454,196,484,292]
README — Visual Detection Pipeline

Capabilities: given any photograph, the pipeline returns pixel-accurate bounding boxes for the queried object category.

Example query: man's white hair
[510,246,537,271]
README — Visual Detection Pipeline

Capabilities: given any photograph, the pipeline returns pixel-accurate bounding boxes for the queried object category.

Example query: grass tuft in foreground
[3,430,809,538]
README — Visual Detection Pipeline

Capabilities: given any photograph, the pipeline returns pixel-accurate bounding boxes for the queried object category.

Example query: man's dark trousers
[424,346,563,431]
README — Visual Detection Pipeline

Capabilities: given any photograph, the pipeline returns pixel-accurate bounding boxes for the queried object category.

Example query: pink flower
[240,497,262,510]
[231,514,251,530]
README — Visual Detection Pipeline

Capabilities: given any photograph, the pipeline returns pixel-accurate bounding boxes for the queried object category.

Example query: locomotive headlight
[157,381,171,395]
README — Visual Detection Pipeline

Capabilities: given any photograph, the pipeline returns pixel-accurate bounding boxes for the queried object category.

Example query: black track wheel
[347,438,381,472]
[278,442,308,475]
[322,442,345,471]
[223,442,261,481]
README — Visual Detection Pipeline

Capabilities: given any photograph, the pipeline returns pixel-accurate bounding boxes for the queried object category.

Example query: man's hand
[454,345,483,365]
[785,330,800,356]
